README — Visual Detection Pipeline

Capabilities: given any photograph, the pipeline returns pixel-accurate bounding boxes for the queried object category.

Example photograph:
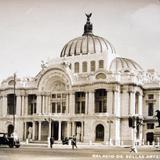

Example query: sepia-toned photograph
[0,0,160,159]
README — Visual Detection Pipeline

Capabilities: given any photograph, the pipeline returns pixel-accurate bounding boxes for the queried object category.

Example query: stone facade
[0,15,160,145]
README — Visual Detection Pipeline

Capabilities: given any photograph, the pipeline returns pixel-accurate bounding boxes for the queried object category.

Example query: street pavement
[0,143,160,160]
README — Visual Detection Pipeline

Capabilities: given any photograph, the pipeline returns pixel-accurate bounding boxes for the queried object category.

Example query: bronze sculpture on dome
[83,13,93,35]
[85,13,92,22]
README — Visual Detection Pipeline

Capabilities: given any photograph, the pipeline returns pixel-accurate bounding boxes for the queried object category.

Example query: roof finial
[83,13,93,35]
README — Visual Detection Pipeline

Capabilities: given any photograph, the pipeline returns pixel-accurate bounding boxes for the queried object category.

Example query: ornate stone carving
[52,81,66,91]
[96,73,106,79]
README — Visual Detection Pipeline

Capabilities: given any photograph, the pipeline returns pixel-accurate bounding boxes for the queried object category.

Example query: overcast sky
[0,0,160,81]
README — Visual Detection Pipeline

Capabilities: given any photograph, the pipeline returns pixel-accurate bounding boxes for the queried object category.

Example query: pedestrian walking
[50,137,54,148]
[71,135,77,150]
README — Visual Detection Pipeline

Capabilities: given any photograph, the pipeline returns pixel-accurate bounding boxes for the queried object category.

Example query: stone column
[21,95,25,116]
[69,92,75,115]
[38,121,42,141]
[37,95,41,114]
[81,121,84,141]
[66,94,69,114]
[2,96,7,116]
[72,121,75,136]
[107,120,113,145]
[16,95,21,116]
[85,92,89,114]
[139,125,143,145]
[24,95,28,116]
[115,118,120,145]
[42,95,45,114]
[88,90,95,114]
[32,121,35,140]
[24,122,27,140]
[130,91,135,115]
[48,120,51,138]
[58,121,62,141]
[45,96,48,114]
[114,90,120,117]
[107,90,113,114]
[60,101,62,113]
[55,102,57,113]
[48,95,51,113]
[121,90,129,116]
[67,121,71,137]
[138,93,143,116]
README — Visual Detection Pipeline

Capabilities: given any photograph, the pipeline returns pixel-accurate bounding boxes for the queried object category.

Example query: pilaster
[37,95,42,114]
[69,92,75,115]
[16,95,21,116]
[58,121,62,141]
[88,90,95,114]
[130,91,135,115]
[2,96,7,116]
[107,90,113,114]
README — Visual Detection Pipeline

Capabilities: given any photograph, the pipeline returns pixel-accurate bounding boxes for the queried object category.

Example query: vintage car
[0,132,20,148]
[62,137,72,145]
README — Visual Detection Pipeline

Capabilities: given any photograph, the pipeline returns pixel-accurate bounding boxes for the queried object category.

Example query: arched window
[74,62,79,73]
[91,61,95,72]
[82,61,87,72]
[99,60,104,68]
[95,124,104,141]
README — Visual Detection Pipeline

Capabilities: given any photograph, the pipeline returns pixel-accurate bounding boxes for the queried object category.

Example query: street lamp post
[13,73,16,133]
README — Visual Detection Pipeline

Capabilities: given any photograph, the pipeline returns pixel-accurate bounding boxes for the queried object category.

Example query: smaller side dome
[109,57,143,73]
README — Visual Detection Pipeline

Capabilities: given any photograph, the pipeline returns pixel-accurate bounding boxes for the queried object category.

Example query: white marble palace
[0,14,160,146]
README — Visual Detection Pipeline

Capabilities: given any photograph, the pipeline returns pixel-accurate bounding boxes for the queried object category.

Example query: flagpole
[13,73,16,133]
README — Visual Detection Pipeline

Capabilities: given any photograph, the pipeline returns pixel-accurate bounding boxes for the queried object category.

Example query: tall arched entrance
[146,132,154,145]
[7,124,14,137]
[95,124,104,142]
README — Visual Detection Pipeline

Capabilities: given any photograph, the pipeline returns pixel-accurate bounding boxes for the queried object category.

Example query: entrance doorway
[146,132,154,145]
[53,121,59,140]
[7,125,14,137]
[95,124,104,141]
[76,122,82,142]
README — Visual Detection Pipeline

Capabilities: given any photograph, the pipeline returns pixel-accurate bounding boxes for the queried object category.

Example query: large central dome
[60,14,116,57]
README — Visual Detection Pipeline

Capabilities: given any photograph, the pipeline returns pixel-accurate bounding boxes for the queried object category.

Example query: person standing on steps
[71,135,77,150]
[50,137,54,148]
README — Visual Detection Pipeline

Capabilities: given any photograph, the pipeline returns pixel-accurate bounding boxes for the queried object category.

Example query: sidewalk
[20,141,159,150]
[21,141,120,149]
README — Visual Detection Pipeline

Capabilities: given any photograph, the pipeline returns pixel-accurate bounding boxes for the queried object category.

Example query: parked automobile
[62,137,72,145]
[0,132,20,148]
